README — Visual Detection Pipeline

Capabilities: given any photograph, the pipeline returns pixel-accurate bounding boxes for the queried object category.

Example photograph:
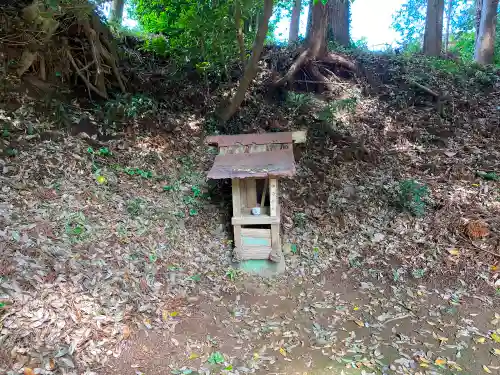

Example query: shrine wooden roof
[205,132,303,180]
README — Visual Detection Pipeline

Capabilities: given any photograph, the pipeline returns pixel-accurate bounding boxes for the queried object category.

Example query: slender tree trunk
[110,0,125,24]
[276,0,328,86]
[423,0,445,56]
[474,0,499,64]
[234,0,246,64]
[327,0,350,47]
[444,0,454,53]
[289,0,302,43]
[476,0,484,43]
[305,0,313,40]
[307,0,328,56]
[220,0,273,122]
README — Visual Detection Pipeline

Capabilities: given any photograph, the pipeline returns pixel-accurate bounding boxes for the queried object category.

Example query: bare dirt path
[105,270,499,375]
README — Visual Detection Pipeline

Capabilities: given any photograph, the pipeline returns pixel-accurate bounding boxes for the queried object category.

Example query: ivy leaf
[207,352,224,364]
[190,274,201,282]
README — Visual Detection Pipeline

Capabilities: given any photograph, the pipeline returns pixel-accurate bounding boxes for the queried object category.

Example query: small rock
[282,243,293,255]
[186,296,199,303]
[372,233,385,243]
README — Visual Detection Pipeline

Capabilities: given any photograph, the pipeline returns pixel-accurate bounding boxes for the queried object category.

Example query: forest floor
[1,47,500,375]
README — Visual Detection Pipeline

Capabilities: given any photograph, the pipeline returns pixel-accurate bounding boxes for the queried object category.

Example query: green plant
[171,369,194,375]
[293,212,307,228]
[1,127,10,138]
[190,274,201,282]
[131,0,257,78]
[392,268,401,282]
[191,185,202,197]
[143,35,168,56]
[127,197,145,217]
[87,146,112,156]
[319,97,358,122]
[65,212,88,242]
[226,268,237,281]
[102,94,157,127]
[207,351,225,365]
[123,167,153,179]
[398,179,429,217]
[286,92,312,115]
[348,256,362,268]
[476,171,499,181]
[6,148,18,157]
[412,268,425,279]
[203,116,220,135]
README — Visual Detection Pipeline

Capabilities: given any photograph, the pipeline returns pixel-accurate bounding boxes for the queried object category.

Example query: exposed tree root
[275,49,357,92]
[6,1,126,99]
[66,47,108,99]
[309,63,335,91]
[275,49,311,86]
[322,52,357,71]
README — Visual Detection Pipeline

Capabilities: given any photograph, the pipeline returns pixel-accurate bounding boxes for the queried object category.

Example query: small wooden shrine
[206,131,305,263]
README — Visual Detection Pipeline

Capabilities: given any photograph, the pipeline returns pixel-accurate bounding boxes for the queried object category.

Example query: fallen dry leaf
[491,332,500,343]
[448,248,460,256]
[122,325,131,340]
[434,358,446,366]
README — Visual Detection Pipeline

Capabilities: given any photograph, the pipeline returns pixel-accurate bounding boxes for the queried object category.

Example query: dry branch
[323,53,357,71]
[66,48,107,99]
[11,1,126,96]
[409,79,440,97]
[275,49,310,86]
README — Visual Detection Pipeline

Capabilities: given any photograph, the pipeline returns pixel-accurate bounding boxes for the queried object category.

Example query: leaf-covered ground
[1,48,500,375]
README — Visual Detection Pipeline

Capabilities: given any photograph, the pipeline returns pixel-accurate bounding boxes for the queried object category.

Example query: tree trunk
[234,0,246,64]
[444,0,454,53]
[307,0,328,56]
[474,0,499,64]
[423,0,445,56]
[220,0,273,122]
[305,0,313,40]
[110,0,125,24]
[276,0,328,87]
[476,0,483,43]
[327,0,350,47]
[289,0,302,43]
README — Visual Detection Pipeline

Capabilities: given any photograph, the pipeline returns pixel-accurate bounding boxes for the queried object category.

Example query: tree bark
[474,0,499,64]
[110,0,125,25]
[444,0,453,53]
[476,0,483,43]
[423,0,445,56]
[234,0,246,64]
[307,0,328,56]
[276,0,328,86]
[327,0,350,47]
[289,0,302,43]
[220,0,273,122]
[305,0,313,41]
